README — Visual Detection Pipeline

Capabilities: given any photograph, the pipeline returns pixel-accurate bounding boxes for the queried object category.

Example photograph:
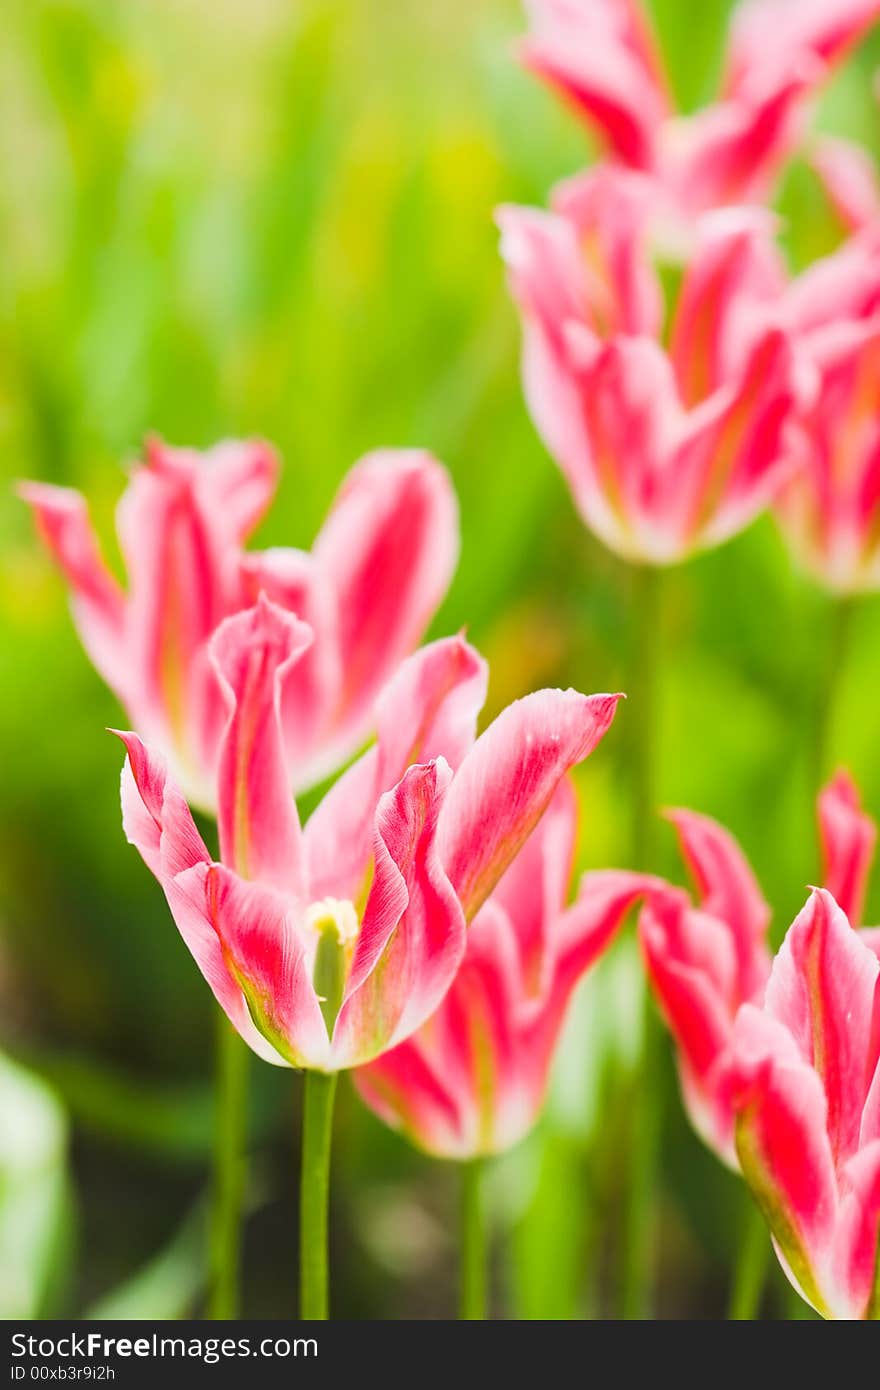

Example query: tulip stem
[813,593,856,787]
[299,1069,338,1319]
[727,1198,770,1320]
[459,1158,488,1319]
[208,1014,248,1319]
[629,562,663,869]
[621,561,664,1320]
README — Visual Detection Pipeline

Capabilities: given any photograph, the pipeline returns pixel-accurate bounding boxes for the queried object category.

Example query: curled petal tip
[210,594,314,684]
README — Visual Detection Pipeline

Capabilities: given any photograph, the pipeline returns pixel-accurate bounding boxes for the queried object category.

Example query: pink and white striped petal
[730,1003,840,1316]
[310,450,459,775]
[304,635,487,904]
[19,483,127,696]
[332,760,465,1068]
[437,689,621,921]
[818,771,877,928]
[211,597,312,897]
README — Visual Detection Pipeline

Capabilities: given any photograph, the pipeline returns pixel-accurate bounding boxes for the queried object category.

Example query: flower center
[305,898,359,1034]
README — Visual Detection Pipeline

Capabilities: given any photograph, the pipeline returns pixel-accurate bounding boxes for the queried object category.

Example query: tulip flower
[355,783,658,1159]
[639,811,771,1165]
[499,176,803,565]
[499,160,802,1316]
[118,604,621,1316]
[119,611,618,1070]
[640,770,879,1167]
[728,887,880,1318]
[518,0,880,220]
[20,437,458,805]
[773,231,880,593]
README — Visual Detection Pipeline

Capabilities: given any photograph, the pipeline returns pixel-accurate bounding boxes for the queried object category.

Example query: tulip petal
[240,547,342,787]
[860,927,880,962]
[577,336,686,561]
[352,1035,468,1156]
[489,778,577,996]
[332,760,465,1067]
[669,208,783,405]
[116,732,292,1067]
[672,327,800,551]
[818,771,877,929]
[196,862,329,1069]
[785,232,880,337]
[832,1140,880,1318]
[437,689,621,922]
[142,436,278,546]
[730,1003,839,1317]
[519,0,670,167]
[211,596,312,896]
[312,450,459,770]
[551,166,664,338]
[640,891,744,1159]
[116,730,210,879]
[19,483,127,695]
[725,0,880,99]
[379,900,525,1156]
[764,888,880,1165]
[304,635,487,903]
[666,806,771,998]
[435,901,528,1153]
[496,204,599,517]
[671,60,817,213]
[160,866,291,1067]
[115,447,239,781]
[521,869,663,1110]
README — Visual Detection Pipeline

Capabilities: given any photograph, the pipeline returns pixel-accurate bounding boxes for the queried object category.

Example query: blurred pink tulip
[355,782,660,1158]
[774,230,880,592]
[640,771,879,1165]
[20,439,458,805]
[729,888,880,1318]
[118,612,621,1072]
[499,176,804,563]
[519,0,880,219]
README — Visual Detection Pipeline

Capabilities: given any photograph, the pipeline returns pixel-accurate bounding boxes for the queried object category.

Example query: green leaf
[0,1052,72,1318]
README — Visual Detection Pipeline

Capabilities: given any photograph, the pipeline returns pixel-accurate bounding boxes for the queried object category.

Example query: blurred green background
[2,0,879,1319]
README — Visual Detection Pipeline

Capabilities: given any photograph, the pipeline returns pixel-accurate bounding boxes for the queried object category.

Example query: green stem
[813,594,855,788]
[727,1198,770,1320]
[629,562,663,869]
[459,1158,488,1319]
[208,1014,248,1319]
[299,1069,338,1319]
[621,561,664,1320]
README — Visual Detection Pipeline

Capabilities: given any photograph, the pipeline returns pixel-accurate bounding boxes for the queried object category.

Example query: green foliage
[0,1054,72,1318]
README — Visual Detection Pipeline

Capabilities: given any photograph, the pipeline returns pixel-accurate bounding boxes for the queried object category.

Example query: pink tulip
[819,770,878,933]
[118,608,621,1072]
[20,439,458,805]
[518,0,880,219]
[779,230,880,572]
[728,888,880,1318]
[774,230,880,591]
[498,177,803,563]
[640,771,879,1165]
[355,780,661,1158]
